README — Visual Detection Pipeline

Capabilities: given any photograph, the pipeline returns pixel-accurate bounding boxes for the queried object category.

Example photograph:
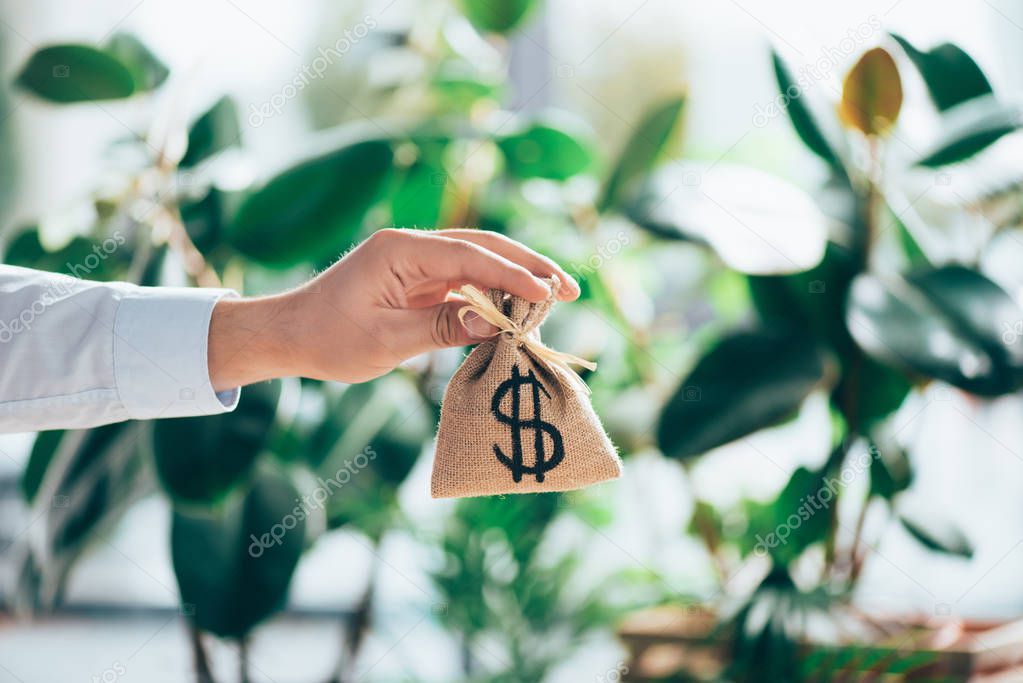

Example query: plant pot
[618,605,1023,682]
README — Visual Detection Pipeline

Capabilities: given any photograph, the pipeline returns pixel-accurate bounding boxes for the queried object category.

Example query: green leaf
[391,159,445,227]
[869,442,912,501]
[657,329,830,461]
[179,187,227,254]
[729,568,826,680]
[304,375,425,476]
[687,499,724,552]
[891,33,992,111]
[171,466,305,638]
[103,33,169,92]
[227,139,394,267]
[839,47,903,136]
[771,50,841,168]
[915,102,1021,167]
[898,513,973,558]
[431,63,503,109]
[750,239,917,430]
[598,95,685,212]
[180,96,241,168]
[21,431,64,503]
[748,241,860,355]
[390,140,448,228]
[626,163,828,274]
[432,493,568,658]
[847,266,1023,396]
[497,115,594,181]
[48,423,147,552]
[743,240,916,432]
[459,0,536,33]
[153,381,281,503]
[12,424,149,607]
[856,357,912,430]
[801,643,941,678]
[889,211,930,266]
[918,124,1017,166]
[744,466,832,563]
[300,375,430,535]
[2,229,125,280]
[16,45,136,102]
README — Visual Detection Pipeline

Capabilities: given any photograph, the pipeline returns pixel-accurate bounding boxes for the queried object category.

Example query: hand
[208,228,580,391]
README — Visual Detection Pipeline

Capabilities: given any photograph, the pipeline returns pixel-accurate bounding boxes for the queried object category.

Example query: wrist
[208,293,298,391]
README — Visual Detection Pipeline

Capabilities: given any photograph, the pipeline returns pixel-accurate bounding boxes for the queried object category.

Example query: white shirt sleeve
[0,265,241,433]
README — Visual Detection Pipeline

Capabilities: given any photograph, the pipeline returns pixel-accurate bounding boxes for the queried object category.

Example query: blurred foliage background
[2,0,1023,681]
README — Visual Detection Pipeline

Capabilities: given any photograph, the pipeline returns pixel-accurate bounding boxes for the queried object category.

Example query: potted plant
[616,33,1023,682]
[1,2,681,679]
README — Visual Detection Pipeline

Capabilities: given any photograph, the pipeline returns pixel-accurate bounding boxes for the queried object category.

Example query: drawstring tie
[456,284,596,395]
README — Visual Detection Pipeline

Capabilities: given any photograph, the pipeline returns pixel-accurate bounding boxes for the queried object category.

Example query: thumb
[403,300,499,355]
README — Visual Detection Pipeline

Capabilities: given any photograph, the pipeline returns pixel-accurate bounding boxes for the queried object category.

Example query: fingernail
[462,311,498,339]
[564,275,580,295]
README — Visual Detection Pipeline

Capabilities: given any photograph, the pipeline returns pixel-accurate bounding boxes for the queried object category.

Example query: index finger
[393,231,552,302]
[434,229,580,301]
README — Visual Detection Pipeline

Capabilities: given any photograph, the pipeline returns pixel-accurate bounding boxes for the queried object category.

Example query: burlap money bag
[431,278,622,498]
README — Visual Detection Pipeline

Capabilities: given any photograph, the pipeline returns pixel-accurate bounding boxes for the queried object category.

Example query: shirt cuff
[113,286,241,420]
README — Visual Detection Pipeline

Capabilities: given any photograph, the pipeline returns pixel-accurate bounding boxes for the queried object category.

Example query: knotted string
[457,284,596,395]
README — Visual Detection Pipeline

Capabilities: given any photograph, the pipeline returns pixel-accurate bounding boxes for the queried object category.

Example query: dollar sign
[491,364,564,483]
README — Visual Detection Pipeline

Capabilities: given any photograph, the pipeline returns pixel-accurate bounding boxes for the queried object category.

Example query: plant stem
[161,204,222,288]
[461,632,475,677]
[822,439,850,574]
[828,139,883,584]
[188,620,215,683]
[331,542,380,683]
[683,472,730,586]
[846,142,884,572]
[847,498,871,583]
[238,636,250,683]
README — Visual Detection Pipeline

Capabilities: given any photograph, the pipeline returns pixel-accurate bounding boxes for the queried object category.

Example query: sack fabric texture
[432,278,622,498]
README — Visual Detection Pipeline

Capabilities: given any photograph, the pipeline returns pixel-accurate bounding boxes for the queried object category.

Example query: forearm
[207,294,300,392]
